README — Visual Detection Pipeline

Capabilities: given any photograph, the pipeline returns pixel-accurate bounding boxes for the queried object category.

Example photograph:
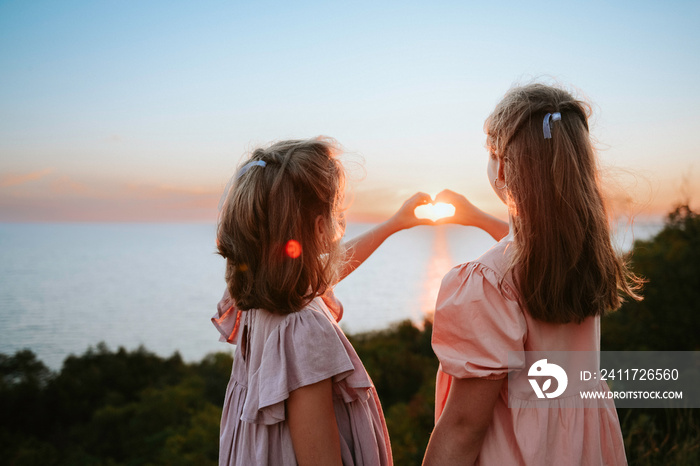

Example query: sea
[0,221,662,370]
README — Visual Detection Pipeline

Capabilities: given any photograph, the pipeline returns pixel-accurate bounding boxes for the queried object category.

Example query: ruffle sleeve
[241,302,359,425]
[211,289,240,344]
[432,262,527,380]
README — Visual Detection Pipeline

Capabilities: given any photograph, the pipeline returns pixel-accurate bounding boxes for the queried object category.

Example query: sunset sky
[1,0,698,223]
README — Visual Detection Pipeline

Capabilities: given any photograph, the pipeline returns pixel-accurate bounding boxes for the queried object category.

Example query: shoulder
[475,237,516,284]
[440,239,519,304]
[433,240,528,379]
[239,298,355,424]
[260,297,345,353]
[278,297,337,330]
[253,297,335,328]
[253,298,354,385]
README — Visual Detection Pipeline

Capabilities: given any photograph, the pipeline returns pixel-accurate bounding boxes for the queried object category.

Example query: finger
[415,192,432,204]
[415,218,436,226]
[408,192,432,207]
[434,189,456,203]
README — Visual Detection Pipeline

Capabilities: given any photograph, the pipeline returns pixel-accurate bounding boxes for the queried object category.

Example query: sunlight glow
[414,203,456,222]
[420,227,453,321]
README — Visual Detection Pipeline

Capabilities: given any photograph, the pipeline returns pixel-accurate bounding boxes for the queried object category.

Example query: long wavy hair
[217,137,346,314]
[485,83,643,323]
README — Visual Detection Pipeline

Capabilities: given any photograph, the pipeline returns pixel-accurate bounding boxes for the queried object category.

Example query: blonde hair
[485,83,642,323]
[217,137,346,314]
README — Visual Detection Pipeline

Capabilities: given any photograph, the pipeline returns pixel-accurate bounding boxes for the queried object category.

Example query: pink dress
[212,291,392,465]
[432,237,627,465]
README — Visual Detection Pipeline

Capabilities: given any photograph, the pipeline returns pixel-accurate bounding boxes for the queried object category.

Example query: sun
[414,202,455,222]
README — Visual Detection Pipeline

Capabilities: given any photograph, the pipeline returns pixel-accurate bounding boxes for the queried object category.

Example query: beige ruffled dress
[213,291,392,465]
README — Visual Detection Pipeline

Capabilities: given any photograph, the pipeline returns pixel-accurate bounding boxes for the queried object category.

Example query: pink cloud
[49,176,93,196]
[123,183,219,200]
[0,176,223,222]
[0,168,54,187]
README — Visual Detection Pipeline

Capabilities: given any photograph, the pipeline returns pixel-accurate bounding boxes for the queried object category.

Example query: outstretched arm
[422,377,504,465]
[337,192,433,280]
[435,189,510,241]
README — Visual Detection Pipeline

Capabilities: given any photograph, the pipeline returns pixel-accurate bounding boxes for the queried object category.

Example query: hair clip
[236,160,267,179]
[217,160,268,211]
[543,112,561,139]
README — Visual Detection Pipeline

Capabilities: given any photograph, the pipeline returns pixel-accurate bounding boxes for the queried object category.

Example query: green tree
[0,344,229,465]
[600,205,700,465]
[602,205,700,351]
[349,319,438,465]
[0,349,53,437]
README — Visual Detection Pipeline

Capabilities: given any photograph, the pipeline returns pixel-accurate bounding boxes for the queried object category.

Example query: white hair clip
[543,112,561,139]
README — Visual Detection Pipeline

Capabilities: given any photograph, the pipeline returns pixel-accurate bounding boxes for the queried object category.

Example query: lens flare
[285,239,302,258]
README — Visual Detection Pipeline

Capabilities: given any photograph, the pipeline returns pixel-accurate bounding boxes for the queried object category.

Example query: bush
[0,344,229,465]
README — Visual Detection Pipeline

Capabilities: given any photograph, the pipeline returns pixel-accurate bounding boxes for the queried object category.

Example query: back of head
[485,83,641,323]
[217,137,345,314]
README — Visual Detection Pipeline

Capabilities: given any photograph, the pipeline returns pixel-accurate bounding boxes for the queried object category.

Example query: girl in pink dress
[213,137,434,465]
[423,84,643,465]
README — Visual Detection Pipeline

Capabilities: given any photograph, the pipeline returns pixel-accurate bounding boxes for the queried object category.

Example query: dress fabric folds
[432,238,627,466]
[213,293,392,465]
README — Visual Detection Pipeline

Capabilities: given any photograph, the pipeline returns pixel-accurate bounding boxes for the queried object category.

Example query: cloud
[123,183,219,200]
[0,178,222,222]
[49,176,93,196]
[0,168,54,187]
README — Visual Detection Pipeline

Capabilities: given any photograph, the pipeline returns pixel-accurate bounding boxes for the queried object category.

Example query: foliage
[600,204,700,464]
[619,408,699,465]
[602,204,700,351]
[349,320,438,465]
[0,344,229,465]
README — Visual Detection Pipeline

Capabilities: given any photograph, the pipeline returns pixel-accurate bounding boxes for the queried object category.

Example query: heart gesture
[391,190,509,241]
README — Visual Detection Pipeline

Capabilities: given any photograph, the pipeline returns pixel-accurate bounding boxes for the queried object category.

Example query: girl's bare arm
[435,189,509,241]
[288,378,342,466]
[338,192,433,280]
[422,377,504,465]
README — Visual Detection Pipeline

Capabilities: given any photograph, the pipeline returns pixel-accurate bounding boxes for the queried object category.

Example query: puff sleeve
[432,262,527,380]
[241,305,357,424]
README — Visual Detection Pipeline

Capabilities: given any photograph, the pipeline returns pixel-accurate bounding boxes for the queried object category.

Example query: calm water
[0,221,661,370]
